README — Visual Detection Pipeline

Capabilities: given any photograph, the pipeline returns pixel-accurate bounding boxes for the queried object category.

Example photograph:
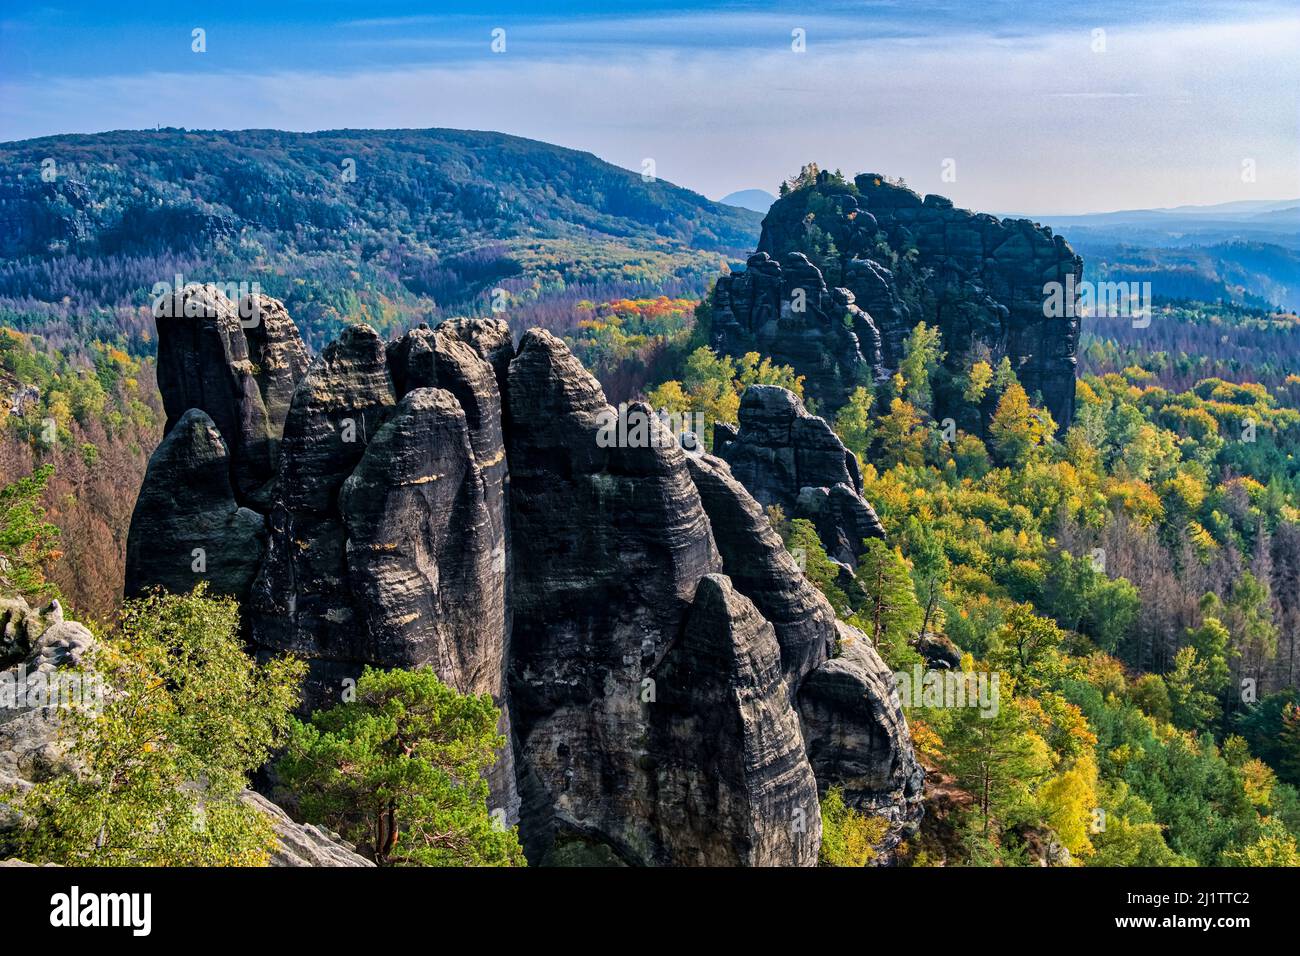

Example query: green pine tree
[851,538,924,667]
[0,465,61,602]
[277,666,525,867]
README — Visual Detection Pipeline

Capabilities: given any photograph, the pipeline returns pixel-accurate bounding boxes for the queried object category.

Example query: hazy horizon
[3,0,1297,215]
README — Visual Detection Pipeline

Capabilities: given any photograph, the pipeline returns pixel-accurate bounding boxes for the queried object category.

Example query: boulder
[240,791,374,867]
[917,632,963,670]
[0,599,93,825]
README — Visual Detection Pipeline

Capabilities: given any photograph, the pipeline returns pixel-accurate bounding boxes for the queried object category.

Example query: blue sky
[2,1,1297,213]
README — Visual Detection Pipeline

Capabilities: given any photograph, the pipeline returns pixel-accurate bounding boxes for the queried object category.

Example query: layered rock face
[684,452,838,686]
[799,626,925,847]
[711,172,1082,430]
[248,323,398,683]
[123,408,265,600]
[710,251,886,411]
[153,285,308,504]
[650,575,821,866]
[715,385,885,570]
[126,290,922,865]
[131,291,518,822]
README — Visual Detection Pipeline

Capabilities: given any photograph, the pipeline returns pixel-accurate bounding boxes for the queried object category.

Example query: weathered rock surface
[798,624,925,848]
[800,483,889,569]
[249,324,396,690]
[0,599,91,822]
[712,172,1082,430]
[716,384,884,567]
[265,323,396,517]
[127,292,923,866]
[339,387,499,687]
[124,408,265,600]
[854,174,1081,430]
[138,291,522,822]
[918,631,963,670]
[684,452,836,687]
[387,325,510,573]
[0,596,370,867]
[1,596,61,667]
[649,574,820,866]
[384,325,516,816]
[716,385,860,505]
[153,285,293,502]
[710,251,884,411]
[337,385,517,818]
[504,330,724,863]
[241,292,310,439]
[682,453,920,853]
[240,791,374,867]
[436,316,517,391]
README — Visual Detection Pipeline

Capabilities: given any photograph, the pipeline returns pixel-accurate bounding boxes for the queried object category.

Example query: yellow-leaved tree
[989,382,1055,466]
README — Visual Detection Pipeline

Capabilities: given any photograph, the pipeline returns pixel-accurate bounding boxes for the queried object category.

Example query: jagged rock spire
[126,292,923,865]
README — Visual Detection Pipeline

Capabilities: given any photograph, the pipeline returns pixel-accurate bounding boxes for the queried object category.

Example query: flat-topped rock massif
[125,287,922,866]
[711,172,1082,430]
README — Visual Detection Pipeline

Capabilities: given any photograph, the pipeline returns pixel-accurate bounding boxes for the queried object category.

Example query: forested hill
[0,128,762,348]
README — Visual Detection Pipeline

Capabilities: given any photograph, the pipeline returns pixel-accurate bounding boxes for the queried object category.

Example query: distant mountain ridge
[0,127,763,347]
[1006,197,1300,223]
[1009,200,1300,247]
[1004,198,1300,310]
[719,188,778,213]
[0,127,763,254]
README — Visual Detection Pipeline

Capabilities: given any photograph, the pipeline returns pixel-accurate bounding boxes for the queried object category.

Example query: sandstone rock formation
[711,171,1082,430]
[710,251,886,411]
[242,292,311,436]
[126,289,923,865]
[715,384,885,569]
[684,452,838,686]
[650,574,821,866]
[917,631,964,670]
[0,598,92,820]
[799,626,925,848]
[248,323,397,684]
[239,791,374,867]
[153,284,307,504]
[504,331,728,862]
[0,596,369,867]
[124,408,265,600]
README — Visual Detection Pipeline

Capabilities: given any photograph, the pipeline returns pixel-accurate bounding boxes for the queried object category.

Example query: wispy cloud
[1,4,1296,213]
